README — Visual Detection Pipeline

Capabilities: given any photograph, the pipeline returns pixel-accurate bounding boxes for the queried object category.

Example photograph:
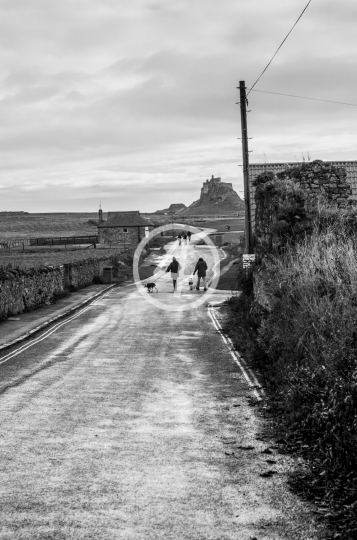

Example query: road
[0,241,324,539]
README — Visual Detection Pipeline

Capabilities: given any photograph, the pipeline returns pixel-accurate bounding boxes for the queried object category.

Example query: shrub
[226,219,357,537]
[257,226,357,445]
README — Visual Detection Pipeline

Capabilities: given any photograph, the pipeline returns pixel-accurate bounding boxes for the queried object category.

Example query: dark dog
[144,282,158,293]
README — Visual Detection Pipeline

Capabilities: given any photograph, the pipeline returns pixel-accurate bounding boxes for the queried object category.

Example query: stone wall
[254,173,312,261]
[276,160,352,206]
[249,160,357,230]
[253,161,355,261]
[65,259,105,290]
[0,266,64,319]
[98,226,144,247]
[0,252,133,319]
[65,253,131,290]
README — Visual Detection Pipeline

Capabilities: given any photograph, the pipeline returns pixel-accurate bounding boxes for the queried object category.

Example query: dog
[144,282,158,293]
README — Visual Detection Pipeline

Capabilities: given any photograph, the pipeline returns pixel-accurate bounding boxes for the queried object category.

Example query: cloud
[0,0,356,212]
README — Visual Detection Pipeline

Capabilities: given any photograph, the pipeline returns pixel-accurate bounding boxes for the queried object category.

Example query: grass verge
[224,224,357,540]
[214,242,243,291]
[0,247,129,269]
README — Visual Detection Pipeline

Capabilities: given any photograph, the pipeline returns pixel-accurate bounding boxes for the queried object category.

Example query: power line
[248,88,357,107]
[248,0,312,96]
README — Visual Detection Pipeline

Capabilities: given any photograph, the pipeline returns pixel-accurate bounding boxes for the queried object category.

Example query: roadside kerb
[0,284,117,354]
[208,305,265,401]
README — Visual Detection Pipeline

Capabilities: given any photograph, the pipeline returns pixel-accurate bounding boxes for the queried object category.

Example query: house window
[123,228,128,233]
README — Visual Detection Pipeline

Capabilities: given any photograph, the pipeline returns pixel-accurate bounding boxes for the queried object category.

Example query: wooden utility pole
[238,81,253,254]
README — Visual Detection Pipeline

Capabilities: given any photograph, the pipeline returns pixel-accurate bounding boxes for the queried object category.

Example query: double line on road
[208,306,264,401]
[0,288,114,366]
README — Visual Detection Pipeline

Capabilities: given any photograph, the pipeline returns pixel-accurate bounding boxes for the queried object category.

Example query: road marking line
[207,306,264,401]
[0,288,115,365]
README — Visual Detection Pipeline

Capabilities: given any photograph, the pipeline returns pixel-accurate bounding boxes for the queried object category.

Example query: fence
[0,235,99,250]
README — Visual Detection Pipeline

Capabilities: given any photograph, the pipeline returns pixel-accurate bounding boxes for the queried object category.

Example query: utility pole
[238,81,253,254]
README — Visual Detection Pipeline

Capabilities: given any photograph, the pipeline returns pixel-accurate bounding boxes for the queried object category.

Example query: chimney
[99,208,103,224]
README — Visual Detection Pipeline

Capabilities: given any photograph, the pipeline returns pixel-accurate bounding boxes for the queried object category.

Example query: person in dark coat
[193,257,208,291]
[166,256,181,292]
[187,231,192,242]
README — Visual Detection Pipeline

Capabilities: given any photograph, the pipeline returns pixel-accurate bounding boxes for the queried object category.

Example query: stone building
[98,211,151,248]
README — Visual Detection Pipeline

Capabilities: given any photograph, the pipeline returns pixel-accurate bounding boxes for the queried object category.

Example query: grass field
[143,215,245,232]
[0,213,244,240]
[0,213,103,239]
[0,246,124,269]
[189,219,244,232]
[149,219,244,234]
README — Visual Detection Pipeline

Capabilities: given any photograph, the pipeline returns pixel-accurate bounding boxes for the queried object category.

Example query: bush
[256,228,357,472]
[226,220,357,537]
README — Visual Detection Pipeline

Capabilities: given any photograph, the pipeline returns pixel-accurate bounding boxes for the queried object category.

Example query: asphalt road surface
[0,242,324,540]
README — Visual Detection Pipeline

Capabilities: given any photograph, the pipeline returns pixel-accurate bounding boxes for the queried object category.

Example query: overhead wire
[247,0,312,97]
[248,88,357,108]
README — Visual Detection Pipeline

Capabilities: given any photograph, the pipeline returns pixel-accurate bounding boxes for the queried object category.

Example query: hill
[154,203,186,215]
[179,176,244,216]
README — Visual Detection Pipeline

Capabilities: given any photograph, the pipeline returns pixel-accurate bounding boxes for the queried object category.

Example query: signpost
[243,254,255,269]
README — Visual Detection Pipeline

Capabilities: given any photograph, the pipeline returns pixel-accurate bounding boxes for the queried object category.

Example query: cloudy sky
[0,0,356,213]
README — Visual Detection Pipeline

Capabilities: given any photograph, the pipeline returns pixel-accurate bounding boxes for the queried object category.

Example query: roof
[98,212,152,228]
[107,210,140,219]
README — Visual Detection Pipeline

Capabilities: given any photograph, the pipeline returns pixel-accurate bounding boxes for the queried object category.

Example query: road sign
[243,254,255,269]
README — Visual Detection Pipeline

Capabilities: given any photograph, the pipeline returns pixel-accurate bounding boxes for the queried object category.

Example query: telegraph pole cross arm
[238,81,253,254]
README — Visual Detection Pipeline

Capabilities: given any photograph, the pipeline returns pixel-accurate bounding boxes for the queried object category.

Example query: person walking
[166,256,181,292]
[187,231,192,242]
[193,257,208,291]
[177,234,182,246]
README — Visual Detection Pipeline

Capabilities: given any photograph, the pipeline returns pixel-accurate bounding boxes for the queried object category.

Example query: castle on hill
[154,173,244,217]
[201,175,233,195]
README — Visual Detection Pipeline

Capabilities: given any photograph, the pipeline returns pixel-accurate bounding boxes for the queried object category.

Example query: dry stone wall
[66,259,105,290]
[249,160,357,230]
[0,266,64,320]
[276,160,352,207]
[0,252,133,319]
[253,161,355,261]
[98,226,144,247]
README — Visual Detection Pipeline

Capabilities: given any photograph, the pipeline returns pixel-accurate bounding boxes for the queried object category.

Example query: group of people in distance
[166,256,208,293]
[177,231,191,245]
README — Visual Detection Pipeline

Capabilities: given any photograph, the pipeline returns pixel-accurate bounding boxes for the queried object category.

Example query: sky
[0,0,356,213]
